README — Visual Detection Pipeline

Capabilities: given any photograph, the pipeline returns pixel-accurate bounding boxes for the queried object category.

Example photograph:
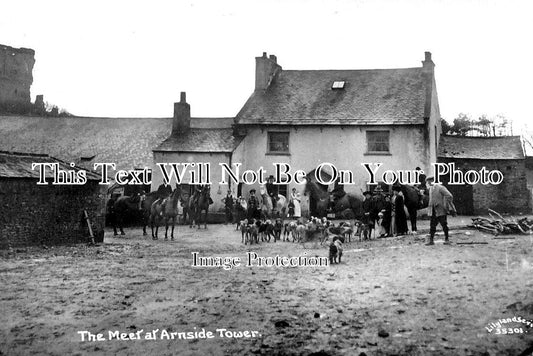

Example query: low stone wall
[0,178,103,248]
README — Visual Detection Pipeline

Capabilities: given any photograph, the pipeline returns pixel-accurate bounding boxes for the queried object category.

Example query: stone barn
[437,135,529,215]
[0,151,102,248]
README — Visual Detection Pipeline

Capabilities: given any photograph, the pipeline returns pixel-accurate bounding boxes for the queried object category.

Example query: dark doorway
[441,176,474,215]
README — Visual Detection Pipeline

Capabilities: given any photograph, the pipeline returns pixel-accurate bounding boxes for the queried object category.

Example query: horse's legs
[164,217,169,240]
[112,217,118,236]
[118,214,125,236]
[142,214,148,236]
[409,207,418,233]
[171,216,175,240]
[151,215,159,240]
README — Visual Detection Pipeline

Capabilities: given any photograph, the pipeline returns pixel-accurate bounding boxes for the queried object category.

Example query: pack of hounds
[236,216,372,265]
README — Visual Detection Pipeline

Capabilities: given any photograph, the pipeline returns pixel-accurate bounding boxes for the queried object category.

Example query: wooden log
[456,241,489,245]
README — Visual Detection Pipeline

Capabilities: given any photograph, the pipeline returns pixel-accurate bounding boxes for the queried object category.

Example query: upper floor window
[332,81,345,89]
[366,130,390,153]
[268,132,289,154]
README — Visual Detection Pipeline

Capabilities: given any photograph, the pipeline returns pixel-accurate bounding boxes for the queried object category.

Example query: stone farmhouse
[230,52,441,215]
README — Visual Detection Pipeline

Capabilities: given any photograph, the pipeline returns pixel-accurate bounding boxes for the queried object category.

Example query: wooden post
[84,210,96,245]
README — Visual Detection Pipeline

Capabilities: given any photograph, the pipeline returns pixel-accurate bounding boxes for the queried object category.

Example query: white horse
[259,185,287,218]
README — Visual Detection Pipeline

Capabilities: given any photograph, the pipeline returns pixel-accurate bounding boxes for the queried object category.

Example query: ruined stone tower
[0,44,35,112]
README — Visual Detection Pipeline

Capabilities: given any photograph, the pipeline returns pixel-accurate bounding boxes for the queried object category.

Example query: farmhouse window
[268,132,290,154]
[366,131,390,153]
[332,81,345,89]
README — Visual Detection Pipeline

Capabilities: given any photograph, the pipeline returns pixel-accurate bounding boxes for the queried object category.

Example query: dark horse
[304,176,363,218]
[188,185,211,229]
[399,184,429,233]
[141,192,158,236]
[113,194,142,236]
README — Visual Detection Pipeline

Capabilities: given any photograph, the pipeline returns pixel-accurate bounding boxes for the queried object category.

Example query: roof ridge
[0,150,50,157]
[282,67,422,73]
[442,135,521,139]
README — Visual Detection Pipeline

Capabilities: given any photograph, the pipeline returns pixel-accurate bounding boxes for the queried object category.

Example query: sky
[2,0,532,131]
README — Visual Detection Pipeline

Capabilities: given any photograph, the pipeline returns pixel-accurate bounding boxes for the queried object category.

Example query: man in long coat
[247,189,260,220]
[426,176,454,246]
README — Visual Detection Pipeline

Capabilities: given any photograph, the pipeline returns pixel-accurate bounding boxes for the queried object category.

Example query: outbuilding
[0,151,103,248]
[437,135,529,215]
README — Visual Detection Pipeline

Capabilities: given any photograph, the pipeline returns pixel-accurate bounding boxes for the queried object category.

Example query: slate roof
[438,135,524,160]
[0,151,100,180]
[236,68,428,125]
[154,129,241,153]
[0,115,172,170]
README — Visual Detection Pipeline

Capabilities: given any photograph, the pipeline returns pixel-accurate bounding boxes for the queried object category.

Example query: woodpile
[470,209,533,235]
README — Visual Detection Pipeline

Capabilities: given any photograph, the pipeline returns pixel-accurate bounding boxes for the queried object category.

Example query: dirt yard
[1,221,532,356]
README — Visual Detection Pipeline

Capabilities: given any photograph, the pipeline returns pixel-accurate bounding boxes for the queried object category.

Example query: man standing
[266,175,279,205]
[106,195,118,236]
[247,189,260,220]
[426,176,454,246]
[361,191,375,239]
[222,190,235,225]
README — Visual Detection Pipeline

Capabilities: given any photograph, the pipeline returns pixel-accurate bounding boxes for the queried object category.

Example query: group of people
[221,176,303,224]
[360,185,407,239]
[360,175,454,245]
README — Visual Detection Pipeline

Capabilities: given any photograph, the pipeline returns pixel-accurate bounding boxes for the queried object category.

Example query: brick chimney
[172,92,190,135]
[422,51,435,74]
[255,52,282,91]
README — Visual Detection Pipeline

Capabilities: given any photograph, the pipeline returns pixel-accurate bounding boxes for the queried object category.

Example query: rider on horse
[154,182,173,212]
[266,175,279,205]
[330,177,346,203]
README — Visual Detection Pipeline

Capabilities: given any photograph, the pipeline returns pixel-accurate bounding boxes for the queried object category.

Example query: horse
[161,187,182,240]
[189,185,211,229]
[304,176,363,219]
[149,194,168,240]
[399,184,429,233]
[259,185,287,219]
[113,194,142,236]
[331,193,363,219]
[141,192,158,236]
[303,178,330,218]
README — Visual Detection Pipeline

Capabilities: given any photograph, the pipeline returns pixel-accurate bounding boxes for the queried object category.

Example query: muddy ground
[1,221,532,356]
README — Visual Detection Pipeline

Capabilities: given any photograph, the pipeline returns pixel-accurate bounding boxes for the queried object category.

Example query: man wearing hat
[391,185,408,236]
[416,167,428,208]
[362,190,375,239]
[222,189,235,225]
[331,177,346,203]
[426,176,454,245]
[247,189,260,220]
[266,175,279,205]
[372,185,386,225]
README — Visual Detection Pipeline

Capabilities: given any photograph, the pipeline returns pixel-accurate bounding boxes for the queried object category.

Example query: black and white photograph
[1,1,532,355]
